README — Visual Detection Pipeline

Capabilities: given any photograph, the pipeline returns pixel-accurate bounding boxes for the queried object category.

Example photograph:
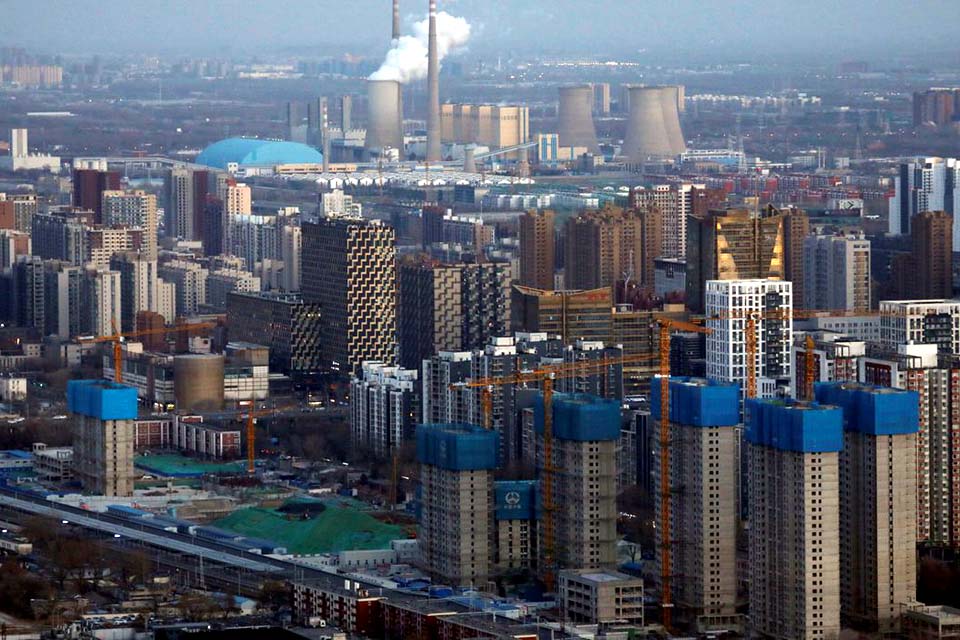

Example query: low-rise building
[31,443,74,482]
[558,569,645,626]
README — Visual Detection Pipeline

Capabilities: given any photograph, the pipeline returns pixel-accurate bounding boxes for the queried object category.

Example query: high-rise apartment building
[82,267,122,337]
[350,361,418,458]
[913,89,960,128]
[911,210,953,298]
[397,258,511,370]
[519,210,555,290]
[747,398,843,640]
[165,167,210,241]
[10,255,45,332]
[68,380,138,497]
[564,207,666,289]
[534,393,618,571]
[110,253,175,331]
[802,233,871,312]
[652,378,741,632]
[101,190,159,260]
[158,260,207,316]
[206,268,260,311]
[705,279,793,396]
[511,286,612,344]
[630,183,725,261]
[417,423,497,586]
[43,260,82,340]
[0,193,38,233]
[592,82,611,115]
[686,207,787,313]
[815,382,919,633]
[879,299,960,355]
[31,210,88,266]
[73,168,120,223]
[783,207,811,307]
[302,216,396,375]
[421,351,473,425]
[888,157,960,236]
[494,480,538,572]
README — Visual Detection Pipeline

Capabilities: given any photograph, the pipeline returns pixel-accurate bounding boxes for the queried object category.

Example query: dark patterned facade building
[226,291,322,376]
[397,257,512,370]
[302,216,396,375]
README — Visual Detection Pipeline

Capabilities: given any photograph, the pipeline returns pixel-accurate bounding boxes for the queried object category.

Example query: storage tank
[173,354,224,412]
[623,86,685,163]
[364,79,404,157]
[557,85,599,154]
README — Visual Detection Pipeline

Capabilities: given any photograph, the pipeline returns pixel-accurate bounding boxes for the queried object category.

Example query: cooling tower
[623,86,685,163]
[658,85,686,154]
[364,79,404,155]
[425,0,442,163]
[558,85,600,154]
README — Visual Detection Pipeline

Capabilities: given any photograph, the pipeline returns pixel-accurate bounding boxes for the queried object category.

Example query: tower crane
[705,307,890,399]
[76,320,218,383]
[239,403,299,474]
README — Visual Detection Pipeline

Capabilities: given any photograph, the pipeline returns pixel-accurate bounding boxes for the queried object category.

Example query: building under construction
[533,393,619,572]
[416,422,498,587]
[651,377,742,633]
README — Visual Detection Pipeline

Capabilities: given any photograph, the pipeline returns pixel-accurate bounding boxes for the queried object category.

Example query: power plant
[557,85,600,154]
[622,85,686,163]
[364,79,404,156]
[425,0,442,163]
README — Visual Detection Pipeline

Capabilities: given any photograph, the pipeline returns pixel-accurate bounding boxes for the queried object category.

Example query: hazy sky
[2,0,958,62]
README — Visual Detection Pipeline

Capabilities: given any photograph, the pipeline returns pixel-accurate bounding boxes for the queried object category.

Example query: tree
[256,580,290,613]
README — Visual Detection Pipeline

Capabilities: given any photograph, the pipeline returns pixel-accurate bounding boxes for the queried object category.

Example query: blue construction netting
[814,382,919,436]
[534,393,620,442]
[746,398,843,453]
[415,423,498,471]
[650,377,740,427]
[494,480,537,521]
[67,380,138,420]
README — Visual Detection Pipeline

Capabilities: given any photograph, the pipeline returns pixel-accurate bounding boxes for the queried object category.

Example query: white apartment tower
[879,299,960,355]
[705,279,793,397]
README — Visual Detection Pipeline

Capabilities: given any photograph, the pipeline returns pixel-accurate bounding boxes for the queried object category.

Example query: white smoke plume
[369,11,471,83]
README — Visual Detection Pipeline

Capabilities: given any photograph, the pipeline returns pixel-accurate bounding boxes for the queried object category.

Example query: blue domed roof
[195,138,323,169]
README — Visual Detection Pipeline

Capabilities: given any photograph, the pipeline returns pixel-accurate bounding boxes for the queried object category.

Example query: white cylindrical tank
[557,85,599,154]
[364,80,404,156]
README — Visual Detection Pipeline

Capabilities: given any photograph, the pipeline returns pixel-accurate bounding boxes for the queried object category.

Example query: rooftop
[195,137,323,169]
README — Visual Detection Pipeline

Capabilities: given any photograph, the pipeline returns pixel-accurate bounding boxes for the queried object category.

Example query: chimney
[392,0,401,41]
[425,0,442,163]
[364,80,404,156]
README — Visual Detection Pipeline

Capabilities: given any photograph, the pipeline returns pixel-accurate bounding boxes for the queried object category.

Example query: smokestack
[425,0,442,163]
[463,146,476,173]
[623,86,685,163]
[321,98,330,173]
[341,95,352,133]
[364,79,404,156]
[557,86,599,154]
[393,0,401,41]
